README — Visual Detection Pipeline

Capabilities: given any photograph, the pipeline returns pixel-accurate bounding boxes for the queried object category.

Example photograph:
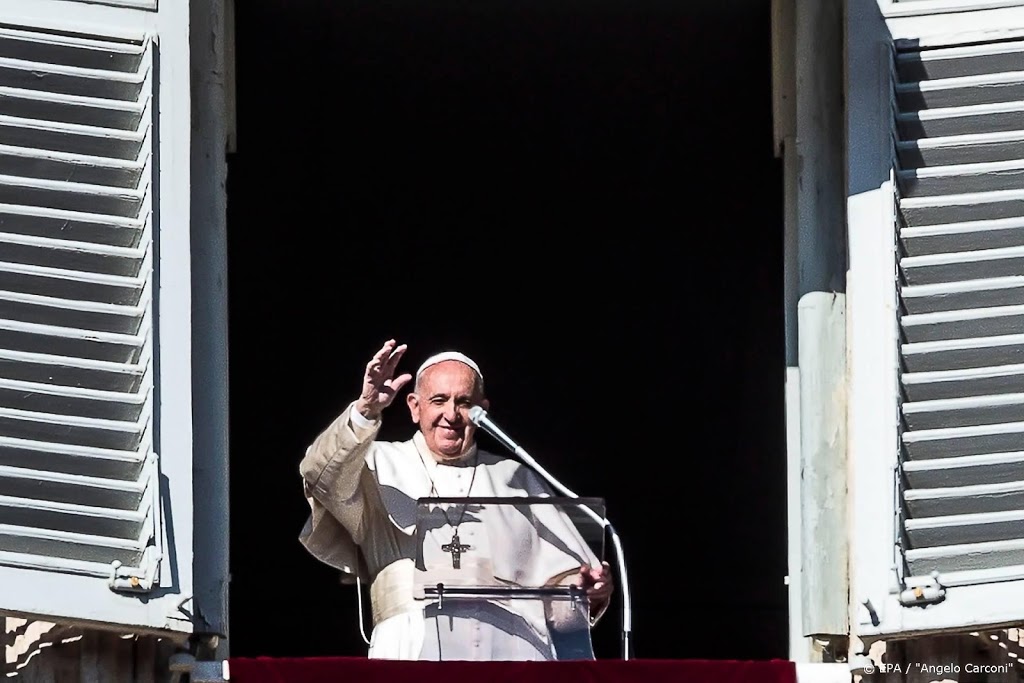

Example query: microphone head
[468,405,487,425]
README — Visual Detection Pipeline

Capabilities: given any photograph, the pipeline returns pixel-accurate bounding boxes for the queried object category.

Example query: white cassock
[299,401,606,660]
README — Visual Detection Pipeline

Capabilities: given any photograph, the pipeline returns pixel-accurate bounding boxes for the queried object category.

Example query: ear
[406,392,420,423]
[481,397,490,411]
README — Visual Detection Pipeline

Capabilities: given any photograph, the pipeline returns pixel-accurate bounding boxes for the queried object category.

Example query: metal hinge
[899,571,946,607]
[108,546,161,593]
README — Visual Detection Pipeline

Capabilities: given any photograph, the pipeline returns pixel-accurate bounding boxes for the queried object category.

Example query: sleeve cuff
[349,407,377,431]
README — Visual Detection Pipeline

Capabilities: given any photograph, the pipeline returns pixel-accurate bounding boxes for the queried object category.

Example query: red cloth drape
[227,657,797,683]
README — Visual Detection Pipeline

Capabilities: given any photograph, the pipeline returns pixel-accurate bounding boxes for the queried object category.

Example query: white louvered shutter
[0,0,197,633]
[846,1,1024,637]
[896,36,1024,592]
[882,1,1024,17]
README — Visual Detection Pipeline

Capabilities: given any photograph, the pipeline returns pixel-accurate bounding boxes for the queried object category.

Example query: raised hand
[355,339,412,420]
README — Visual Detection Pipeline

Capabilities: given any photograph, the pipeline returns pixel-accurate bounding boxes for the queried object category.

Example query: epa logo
[861,663,905,674]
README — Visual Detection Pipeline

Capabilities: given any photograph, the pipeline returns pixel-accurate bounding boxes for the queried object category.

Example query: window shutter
[883,0,1024,17]
[0,1,198,634]
[846,1,1024,637]
[896,36,1024,592]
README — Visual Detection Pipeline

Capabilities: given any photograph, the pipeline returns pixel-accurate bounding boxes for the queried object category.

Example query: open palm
[356,339,412,419]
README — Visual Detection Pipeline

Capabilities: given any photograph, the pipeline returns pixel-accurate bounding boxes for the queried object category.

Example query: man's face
[407,361,487,459]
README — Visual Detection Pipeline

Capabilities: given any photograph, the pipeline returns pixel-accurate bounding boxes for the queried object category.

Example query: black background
[226,0,786,660]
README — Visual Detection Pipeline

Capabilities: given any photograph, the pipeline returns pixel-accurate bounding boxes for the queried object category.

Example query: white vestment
[299,401,605,660]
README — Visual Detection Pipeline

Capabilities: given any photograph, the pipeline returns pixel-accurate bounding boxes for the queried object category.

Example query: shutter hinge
[898,571,946,607]
[108,546,161,593]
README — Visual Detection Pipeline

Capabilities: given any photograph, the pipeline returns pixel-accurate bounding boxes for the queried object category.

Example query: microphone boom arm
[468,406,634,660]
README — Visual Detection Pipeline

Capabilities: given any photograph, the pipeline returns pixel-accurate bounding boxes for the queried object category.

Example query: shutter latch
[898,571,946,607]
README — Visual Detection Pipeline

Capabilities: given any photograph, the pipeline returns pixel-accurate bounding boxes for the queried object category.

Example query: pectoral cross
[441,531,470,569]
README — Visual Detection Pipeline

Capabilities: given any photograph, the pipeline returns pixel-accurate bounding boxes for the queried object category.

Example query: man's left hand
[573,561,614,616]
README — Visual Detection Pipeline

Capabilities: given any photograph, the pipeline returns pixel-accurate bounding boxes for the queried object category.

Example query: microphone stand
[469,408,634,661]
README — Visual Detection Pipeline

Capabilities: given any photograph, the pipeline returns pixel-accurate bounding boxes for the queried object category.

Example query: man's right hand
[355,339,412,421]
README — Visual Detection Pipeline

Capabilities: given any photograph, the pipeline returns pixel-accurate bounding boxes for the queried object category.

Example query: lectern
[412,496,606,661]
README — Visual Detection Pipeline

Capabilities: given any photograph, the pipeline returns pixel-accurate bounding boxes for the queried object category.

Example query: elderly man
[299,339,613,660]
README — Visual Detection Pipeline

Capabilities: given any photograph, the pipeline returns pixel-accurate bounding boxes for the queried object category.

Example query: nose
[443,400,460,423]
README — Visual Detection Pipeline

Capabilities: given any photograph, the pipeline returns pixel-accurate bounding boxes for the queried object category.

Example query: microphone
[467,405,634,660]
[468,406,524,457]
